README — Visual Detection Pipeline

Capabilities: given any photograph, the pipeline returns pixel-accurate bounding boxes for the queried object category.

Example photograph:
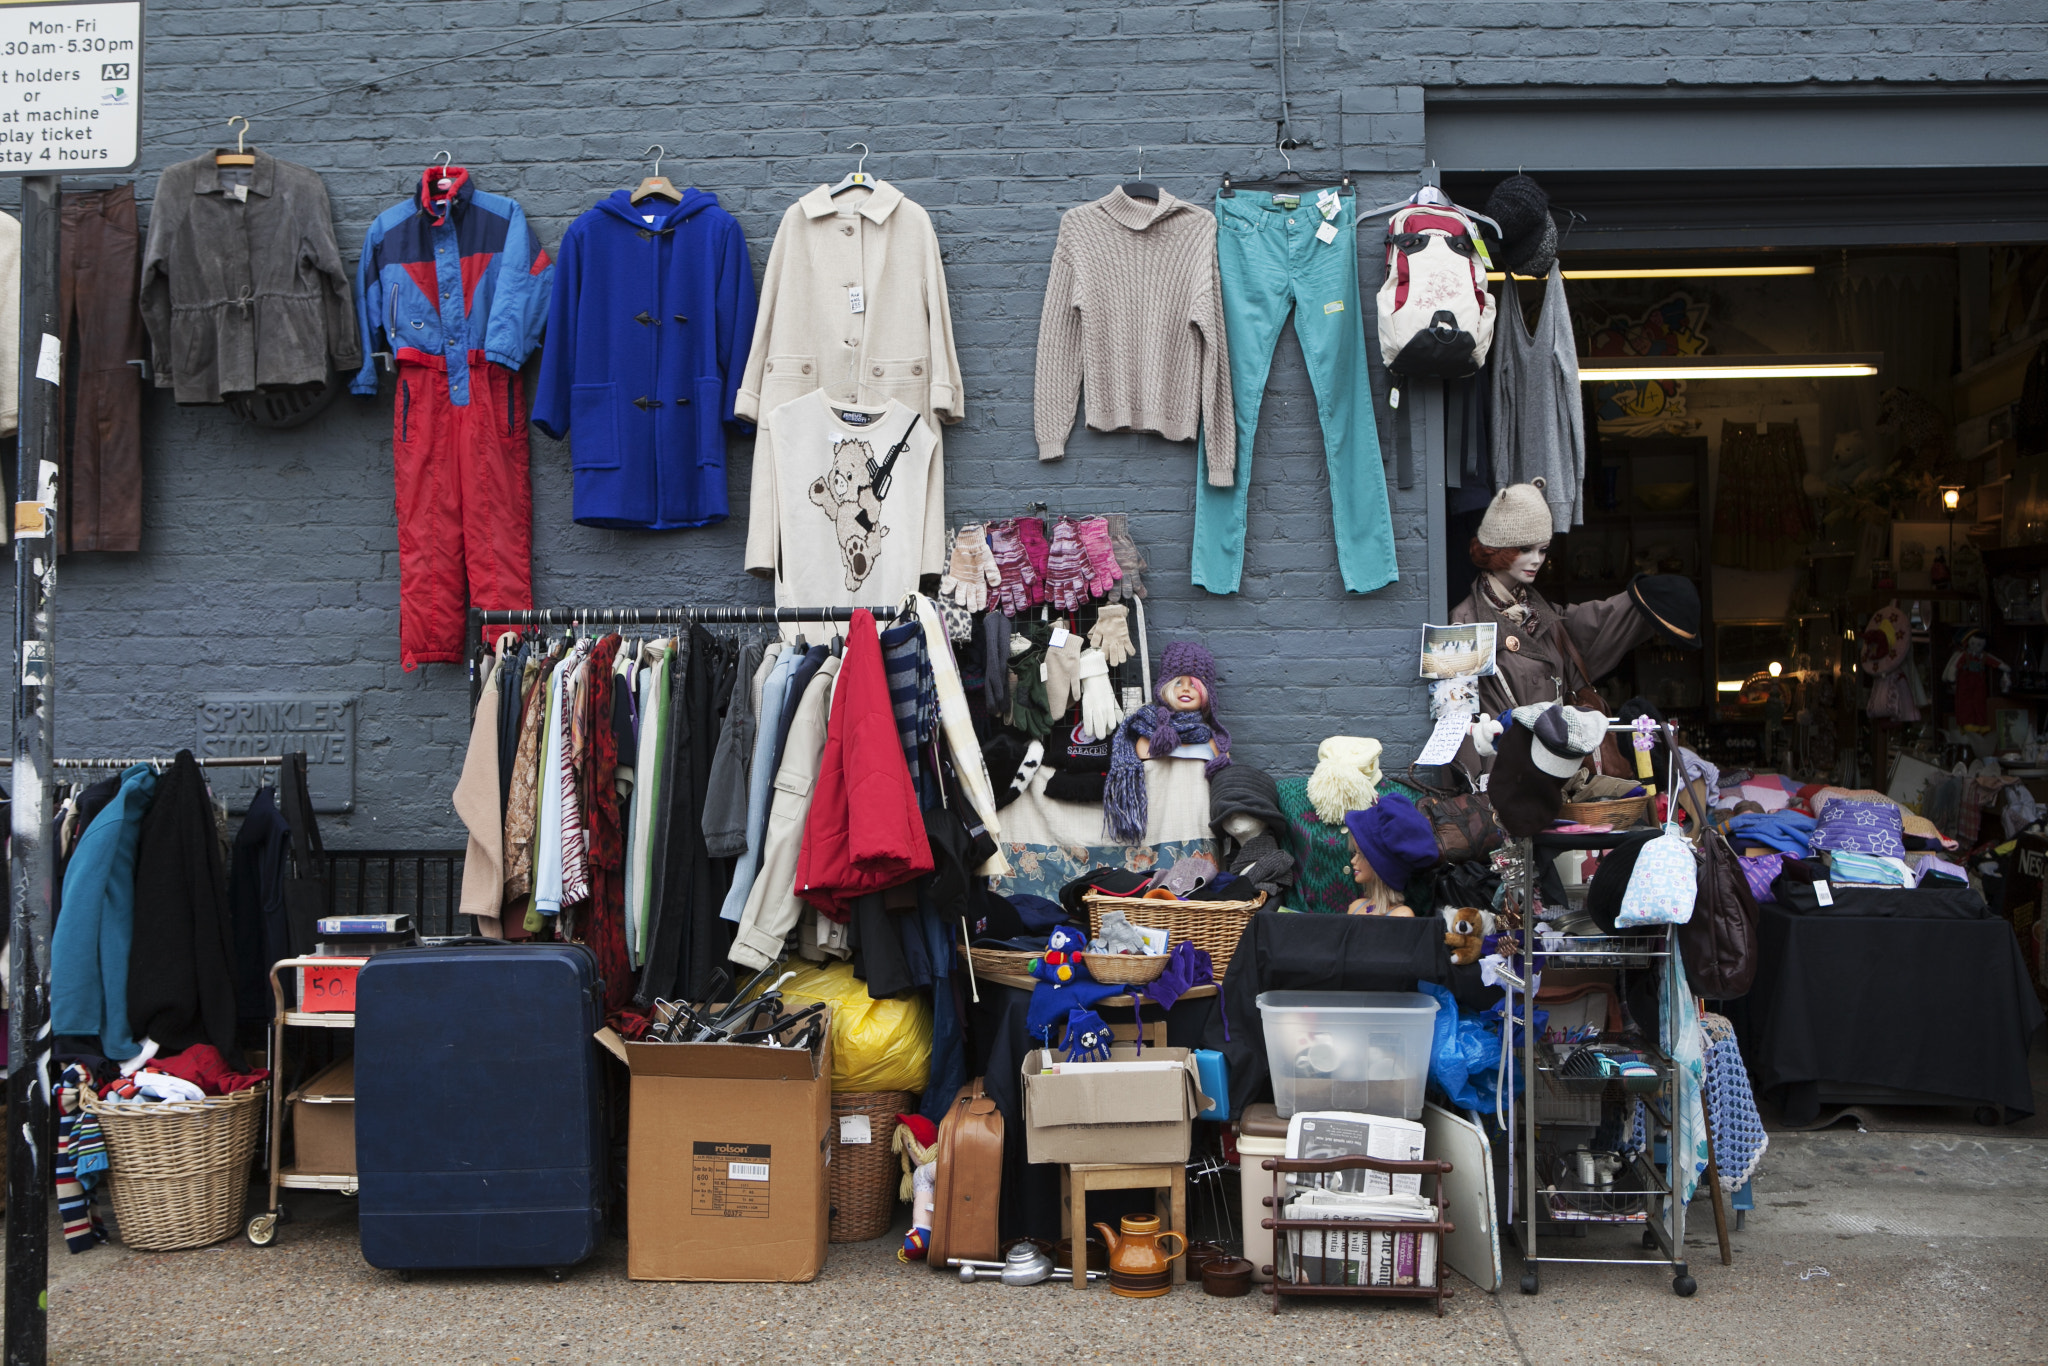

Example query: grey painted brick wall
[13,0,2048,845]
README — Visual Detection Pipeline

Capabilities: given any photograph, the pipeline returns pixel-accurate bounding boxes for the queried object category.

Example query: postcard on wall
[1420,623,1497,679]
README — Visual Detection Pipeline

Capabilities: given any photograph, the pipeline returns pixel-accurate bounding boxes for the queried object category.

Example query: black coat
[128,752,238,1055]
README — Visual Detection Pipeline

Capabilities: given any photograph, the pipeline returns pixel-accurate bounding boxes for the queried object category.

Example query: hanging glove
[1044,633,1085,717]
[1077,648,1124,742]
[1015,516,1050,604]
[1088,603,1135,668]
[986,519,1032,616]
[1076,516,1123,600]
[1043,517,1090,612]
[940,523,998,613]
[1106,513,1146,601]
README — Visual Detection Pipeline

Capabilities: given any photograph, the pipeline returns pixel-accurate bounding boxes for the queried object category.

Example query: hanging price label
[298,962,360,1013]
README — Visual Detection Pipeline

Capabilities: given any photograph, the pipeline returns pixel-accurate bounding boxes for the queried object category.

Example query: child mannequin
[1341,794,1438,918]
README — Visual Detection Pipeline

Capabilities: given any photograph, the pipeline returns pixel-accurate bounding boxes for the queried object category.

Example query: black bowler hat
[1627,574,1701,651]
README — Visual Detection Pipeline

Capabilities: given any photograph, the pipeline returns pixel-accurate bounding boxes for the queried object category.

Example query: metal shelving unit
[247,956,365,1246]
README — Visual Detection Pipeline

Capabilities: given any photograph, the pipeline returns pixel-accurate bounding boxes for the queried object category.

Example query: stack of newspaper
[1275,1111,1439,1288]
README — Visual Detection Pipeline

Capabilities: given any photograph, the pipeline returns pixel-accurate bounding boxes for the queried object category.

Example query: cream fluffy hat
[1307,736,1383,825]
[1477,480,1553,550]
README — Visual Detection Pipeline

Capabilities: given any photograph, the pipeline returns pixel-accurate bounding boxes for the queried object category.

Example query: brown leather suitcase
[927,1078,1003,1266]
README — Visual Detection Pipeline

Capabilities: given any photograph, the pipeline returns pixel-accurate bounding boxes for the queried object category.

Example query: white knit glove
[940,523,998,614]
[1044,634,1085,717]
[1088,604,1134,668]
[1078,650,1123,742]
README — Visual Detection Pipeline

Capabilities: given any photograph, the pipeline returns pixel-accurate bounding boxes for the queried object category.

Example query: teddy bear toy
[1442,905,1496,966]
[1031,925,1092,984]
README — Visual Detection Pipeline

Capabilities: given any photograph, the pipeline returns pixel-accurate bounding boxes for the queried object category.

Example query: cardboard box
[1020,1046,1206,1165]
[596,1015,832,1283]
[288,1057,354,1176]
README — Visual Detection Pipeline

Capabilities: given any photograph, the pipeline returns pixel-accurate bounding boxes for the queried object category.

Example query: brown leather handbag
[1679,831,1761,998]
[927,1078,1004,1266]
[1408,766,1504,865]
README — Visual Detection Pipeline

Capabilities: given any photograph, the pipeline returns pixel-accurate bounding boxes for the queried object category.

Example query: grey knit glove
[1106,513,1146,601]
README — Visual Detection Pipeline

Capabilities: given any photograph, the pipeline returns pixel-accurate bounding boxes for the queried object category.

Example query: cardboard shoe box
[596,1013,833,1283]
[288,1057,355,1176]
[1020,1045,1208,1166]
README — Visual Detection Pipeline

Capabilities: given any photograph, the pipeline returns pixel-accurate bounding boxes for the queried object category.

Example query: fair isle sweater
[1033,189,1235,485]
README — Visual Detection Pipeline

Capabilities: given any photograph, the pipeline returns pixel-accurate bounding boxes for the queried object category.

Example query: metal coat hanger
[828,141,874,196]
[431,150,455,193]
[630,144,682,204]
[1120,145,1160,203]
[217,115,255,168]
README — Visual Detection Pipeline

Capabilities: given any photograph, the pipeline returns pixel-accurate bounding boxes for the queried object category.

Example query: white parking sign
[0,0,141,174]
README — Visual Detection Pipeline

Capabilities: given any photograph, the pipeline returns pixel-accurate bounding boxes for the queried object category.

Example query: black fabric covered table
[1744,904,2044,1123]
[1214,911,1494,1118]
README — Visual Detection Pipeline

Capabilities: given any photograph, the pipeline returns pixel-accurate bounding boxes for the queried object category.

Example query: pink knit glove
[1016,517,1050,605]
[986,519,1033,616]
[1043,518,1089,612]
[1076,516,1122,600]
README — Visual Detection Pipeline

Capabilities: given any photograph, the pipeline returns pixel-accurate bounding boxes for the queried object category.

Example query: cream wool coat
[737,180,965,430]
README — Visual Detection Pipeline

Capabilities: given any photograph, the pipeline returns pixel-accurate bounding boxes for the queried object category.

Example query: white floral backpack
[1377,200,1497,390]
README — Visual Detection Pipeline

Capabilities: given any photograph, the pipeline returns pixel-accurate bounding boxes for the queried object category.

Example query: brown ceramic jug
[1094,1214,1186,1298]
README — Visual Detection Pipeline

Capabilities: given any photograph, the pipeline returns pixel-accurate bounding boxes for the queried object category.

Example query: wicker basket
[1082,892,1265,976]
[82,1084,267,1252]
[1559,795,1651,830]
[828,1089,912,1244]
[1082,951,1169,985]
[964,946,1042,980]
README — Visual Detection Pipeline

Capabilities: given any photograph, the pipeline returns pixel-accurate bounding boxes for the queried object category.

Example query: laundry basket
[829,1089,912,1243]
[82,1084,268,1251]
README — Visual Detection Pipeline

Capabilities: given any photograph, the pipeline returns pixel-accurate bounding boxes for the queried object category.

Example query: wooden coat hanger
[630,144,681,204]
[216,115,255,168]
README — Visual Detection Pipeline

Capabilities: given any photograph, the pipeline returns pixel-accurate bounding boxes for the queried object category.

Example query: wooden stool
[1060,1162,1188,1289]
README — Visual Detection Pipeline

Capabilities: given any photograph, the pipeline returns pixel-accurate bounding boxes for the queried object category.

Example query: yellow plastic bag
[772,960,931,1094]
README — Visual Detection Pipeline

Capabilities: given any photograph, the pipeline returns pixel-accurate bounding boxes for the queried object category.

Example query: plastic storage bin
[1255,991,1439,1120]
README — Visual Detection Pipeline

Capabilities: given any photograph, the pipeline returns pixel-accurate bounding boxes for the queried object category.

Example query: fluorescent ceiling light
[1579,353,1881,381]
[1488,265,1816,281]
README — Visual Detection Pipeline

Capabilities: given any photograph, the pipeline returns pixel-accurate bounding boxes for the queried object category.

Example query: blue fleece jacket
[531,189,757,530]
[51,764,157,1059]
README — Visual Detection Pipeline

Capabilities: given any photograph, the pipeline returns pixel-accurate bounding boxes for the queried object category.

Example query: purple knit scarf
[1104,704,1215,843]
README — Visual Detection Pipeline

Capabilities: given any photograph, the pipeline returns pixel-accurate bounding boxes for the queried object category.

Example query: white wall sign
[0,1,141,174]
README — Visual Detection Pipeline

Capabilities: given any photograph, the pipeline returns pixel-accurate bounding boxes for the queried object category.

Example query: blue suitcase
[355,943,606,1274]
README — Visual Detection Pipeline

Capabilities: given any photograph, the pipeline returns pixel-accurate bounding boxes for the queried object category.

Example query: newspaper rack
[1259,1154,1456,1317]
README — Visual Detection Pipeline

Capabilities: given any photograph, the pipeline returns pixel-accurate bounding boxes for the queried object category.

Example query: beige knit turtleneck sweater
[1032,188,1235,485]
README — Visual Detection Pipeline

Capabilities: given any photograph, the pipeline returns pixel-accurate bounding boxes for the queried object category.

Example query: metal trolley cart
[246,956,364,1246]
[1498,916,1695,1297]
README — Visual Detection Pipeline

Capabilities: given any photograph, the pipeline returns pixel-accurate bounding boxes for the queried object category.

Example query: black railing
[323,849,469,937]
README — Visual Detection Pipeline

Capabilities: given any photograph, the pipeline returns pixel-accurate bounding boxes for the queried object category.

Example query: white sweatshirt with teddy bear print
[744,389,945,633]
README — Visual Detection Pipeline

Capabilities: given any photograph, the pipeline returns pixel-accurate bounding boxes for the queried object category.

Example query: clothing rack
[0,754,284,769]
[465,603,907,706]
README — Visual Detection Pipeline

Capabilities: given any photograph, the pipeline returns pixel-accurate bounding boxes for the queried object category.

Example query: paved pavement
[33,1108,2048,1365]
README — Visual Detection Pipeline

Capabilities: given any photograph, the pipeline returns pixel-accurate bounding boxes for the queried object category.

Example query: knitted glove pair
[1042,518,1091,612]
[1044,633,1085,716]
[939,523,1000,614]
[1106,513,1146,601]
[1077,648,1124,742]
[1076,516,1123,600]
[1088,604,1135,668]
[986,519,1035,616]
[1016,517,1050,604]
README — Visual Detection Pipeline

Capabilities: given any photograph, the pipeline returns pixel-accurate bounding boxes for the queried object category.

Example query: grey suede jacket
[141,150,361,404]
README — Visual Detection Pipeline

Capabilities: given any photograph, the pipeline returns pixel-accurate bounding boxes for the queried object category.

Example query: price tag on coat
[34,334,60,386]
[837,1114,872,1145]
[1315,221,1338,245]
[848,285,865,314]
[229,183,249,203]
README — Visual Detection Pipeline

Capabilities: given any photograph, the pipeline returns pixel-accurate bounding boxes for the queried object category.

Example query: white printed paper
[837,1114,873,1145]
[1813,881,1834,907]
[34,334,60,386]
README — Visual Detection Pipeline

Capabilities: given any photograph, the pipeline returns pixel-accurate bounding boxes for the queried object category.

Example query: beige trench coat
[731,654,844,971]
[737,180,964,429]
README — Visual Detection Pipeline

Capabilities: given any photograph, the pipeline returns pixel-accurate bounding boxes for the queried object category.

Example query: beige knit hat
[1477,480,1553,550]
[1307,736,1383,825]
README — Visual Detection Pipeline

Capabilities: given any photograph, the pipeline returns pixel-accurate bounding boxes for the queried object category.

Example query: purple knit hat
[1155,641,1230,774]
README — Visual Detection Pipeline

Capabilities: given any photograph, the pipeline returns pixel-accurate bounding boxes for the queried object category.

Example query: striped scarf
[1103,705,1215,844]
